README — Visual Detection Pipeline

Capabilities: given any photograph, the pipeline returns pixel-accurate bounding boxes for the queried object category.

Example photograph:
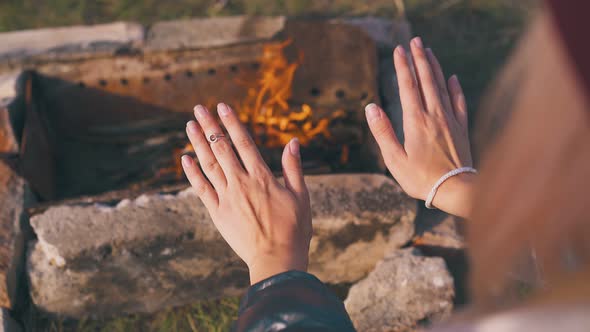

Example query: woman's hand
[181,103,312,284]
[366,37,475,218]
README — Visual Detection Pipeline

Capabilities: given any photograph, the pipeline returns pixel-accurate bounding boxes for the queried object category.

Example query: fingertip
[217,102,232,117]
[288,137,300,157]
[194,104,208,119]
[411,36,424,49]
[410,37,428,63]
[186,120,198,135]
[181,154,193,167]
[449,74,457,84]
[282,138,306,198]
[393,45,410,72]
[365,103,382,122]
[449,75,464,96]
[282,138,300,163]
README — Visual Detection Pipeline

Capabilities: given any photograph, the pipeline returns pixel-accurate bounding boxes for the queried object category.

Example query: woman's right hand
[366,37,475,218]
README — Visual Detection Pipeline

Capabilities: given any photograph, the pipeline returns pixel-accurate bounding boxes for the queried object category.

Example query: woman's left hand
[181,103,312,285]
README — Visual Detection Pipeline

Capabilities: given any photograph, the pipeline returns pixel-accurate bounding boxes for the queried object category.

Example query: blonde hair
[468,9,590,310]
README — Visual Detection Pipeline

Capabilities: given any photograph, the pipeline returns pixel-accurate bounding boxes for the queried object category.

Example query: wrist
[430,172,476,218]
[248,253,308,285]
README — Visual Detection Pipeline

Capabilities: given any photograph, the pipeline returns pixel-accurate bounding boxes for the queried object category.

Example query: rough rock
[412,207,468,305]
[27,174,415,318]
[345,248,454,332]
[413,207,465,251]
[146,16,286,50]
[308,175,416,283]
[0,22,144,63]
[0,161,28,308]
[0,309,21,332]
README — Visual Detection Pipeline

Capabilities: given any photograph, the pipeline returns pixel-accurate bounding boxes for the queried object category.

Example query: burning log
[237,40,349,148]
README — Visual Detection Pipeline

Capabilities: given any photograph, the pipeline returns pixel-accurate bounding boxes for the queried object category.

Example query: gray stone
[0,22,144,63]
[308,175,416,283]
[0,309,21,332]
[27,174,415,318]
[412,207,468,305]
[146,16,286,50]
[413,207,464,250]
[0,161,27,308]
[345,248,454,332]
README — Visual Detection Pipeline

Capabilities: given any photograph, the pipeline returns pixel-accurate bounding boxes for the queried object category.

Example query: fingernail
[217,103,231,117]
[449,75,459,89]
[412,37,423,49]
[194,105,208,118]
[181,155,192,168]
[187,121,198,134]
[289,138,300,157]
[395,45,405,56]
[365,103,381,121]
[426,48,433,57]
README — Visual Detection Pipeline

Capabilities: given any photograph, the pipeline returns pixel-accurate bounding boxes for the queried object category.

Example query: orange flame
[238,39,333,148]
[169,39,349,179]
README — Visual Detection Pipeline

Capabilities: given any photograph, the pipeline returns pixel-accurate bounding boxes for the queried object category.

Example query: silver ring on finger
[208,133,226,144]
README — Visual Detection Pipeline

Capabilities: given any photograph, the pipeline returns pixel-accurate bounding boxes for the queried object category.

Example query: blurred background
[1,0,538,331]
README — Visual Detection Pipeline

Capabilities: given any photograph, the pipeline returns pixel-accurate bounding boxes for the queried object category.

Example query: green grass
[34,297,240,332]
[0,0,398,31]
[0,1,531,31]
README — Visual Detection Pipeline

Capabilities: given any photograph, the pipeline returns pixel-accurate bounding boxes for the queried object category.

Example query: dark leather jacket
[233,271,357,332]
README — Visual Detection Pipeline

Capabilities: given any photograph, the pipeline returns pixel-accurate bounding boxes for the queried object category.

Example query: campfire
[238,39,337,148]
[175,38,353,177]
[6,20,383,203]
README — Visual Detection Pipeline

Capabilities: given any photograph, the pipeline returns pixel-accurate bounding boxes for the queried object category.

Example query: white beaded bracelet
[425,167,478,209]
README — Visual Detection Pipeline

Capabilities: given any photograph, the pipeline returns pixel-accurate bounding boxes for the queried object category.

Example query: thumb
[281,138,308,202]
[365,103,406,166]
